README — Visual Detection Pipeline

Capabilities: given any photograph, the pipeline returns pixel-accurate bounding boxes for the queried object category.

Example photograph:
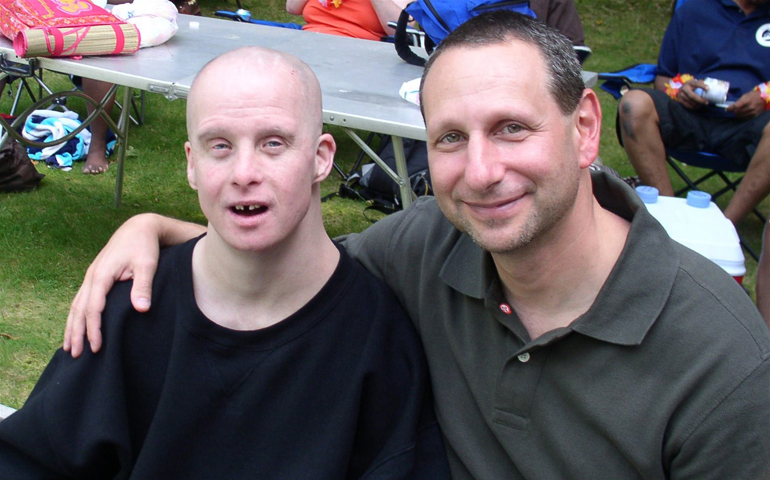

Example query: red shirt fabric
[301,0,385,41]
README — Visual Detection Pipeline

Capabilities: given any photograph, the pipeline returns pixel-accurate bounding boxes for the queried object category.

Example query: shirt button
[517,352,530,363]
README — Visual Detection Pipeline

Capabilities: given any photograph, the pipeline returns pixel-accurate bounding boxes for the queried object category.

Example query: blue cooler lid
[635,186,659,204]
[686,190,711,208]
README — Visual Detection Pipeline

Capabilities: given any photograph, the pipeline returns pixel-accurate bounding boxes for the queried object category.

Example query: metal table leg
[342,128,416,209]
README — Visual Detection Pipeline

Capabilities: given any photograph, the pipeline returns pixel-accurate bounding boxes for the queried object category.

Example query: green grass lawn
[1,0,766,408]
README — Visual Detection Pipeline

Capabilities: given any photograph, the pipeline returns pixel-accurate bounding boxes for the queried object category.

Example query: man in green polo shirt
[64,10,770,479]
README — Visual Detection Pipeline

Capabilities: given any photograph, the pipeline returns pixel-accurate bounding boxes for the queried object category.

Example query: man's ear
[574,88,602,169]
[313,133,337,184]
[185,141,197,190]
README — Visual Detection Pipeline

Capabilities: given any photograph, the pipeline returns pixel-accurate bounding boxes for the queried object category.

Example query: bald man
[0,47,448,480]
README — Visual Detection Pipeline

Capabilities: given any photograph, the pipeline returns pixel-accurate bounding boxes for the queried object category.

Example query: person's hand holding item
[676,78,709,110]
[727,89,765,119]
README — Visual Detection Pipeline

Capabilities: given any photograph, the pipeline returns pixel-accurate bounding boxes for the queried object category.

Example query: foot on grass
[82,159,109,175]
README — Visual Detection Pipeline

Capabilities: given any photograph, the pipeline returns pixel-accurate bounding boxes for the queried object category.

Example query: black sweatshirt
[0,238,449,480]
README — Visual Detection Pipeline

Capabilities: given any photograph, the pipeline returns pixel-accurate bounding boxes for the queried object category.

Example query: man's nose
[231,148,264,185]
[464,136,504,190]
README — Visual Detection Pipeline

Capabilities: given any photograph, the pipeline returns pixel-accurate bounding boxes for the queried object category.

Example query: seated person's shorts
[635,88,770,167]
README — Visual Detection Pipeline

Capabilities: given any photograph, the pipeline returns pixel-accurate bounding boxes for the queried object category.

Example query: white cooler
[636,186,746,284]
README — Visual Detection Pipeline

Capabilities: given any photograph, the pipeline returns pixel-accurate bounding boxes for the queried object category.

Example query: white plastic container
[636,186,746,283]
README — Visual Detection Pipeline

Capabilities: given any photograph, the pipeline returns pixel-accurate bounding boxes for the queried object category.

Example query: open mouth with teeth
[232,204,268,216]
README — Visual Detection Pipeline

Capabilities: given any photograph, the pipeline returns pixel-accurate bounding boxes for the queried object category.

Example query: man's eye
[265,140,284,148]
[439,132,463,144]
[212,143,231,150]
[502,124,523,135]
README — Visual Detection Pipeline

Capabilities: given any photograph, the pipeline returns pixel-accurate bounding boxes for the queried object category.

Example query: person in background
[286,0,586,45]
[80,0,200,174]
[618,0,770,225]
[77,77,115,174]
[0,47,448,479]
[530,0,585,47]
[286,0,408,40]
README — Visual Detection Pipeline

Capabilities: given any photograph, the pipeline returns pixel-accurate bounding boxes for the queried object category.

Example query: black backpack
[339,136,431,215]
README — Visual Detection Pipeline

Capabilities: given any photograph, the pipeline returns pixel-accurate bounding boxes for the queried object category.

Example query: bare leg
[723,123,770,225]
[81,78,115,175]
[618,90,674,196]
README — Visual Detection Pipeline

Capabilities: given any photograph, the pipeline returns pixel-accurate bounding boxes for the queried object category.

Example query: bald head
[186,47,323,137]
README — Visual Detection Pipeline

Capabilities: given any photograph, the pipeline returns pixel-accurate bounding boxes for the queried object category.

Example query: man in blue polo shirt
[618,0,770,225]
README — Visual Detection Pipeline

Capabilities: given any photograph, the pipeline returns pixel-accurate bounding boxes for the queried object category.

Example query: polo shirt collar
[439,170,682,346]
[439,232,489,299]
[570,172,681,345]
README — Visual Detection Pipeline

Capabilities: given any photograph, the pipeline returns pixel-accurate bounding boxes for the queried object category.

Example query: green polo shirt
[343,170,770,479]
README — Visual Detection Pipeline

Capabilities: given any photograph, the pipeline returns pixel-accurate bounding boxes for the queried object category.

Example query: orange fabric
[301,0,384,41]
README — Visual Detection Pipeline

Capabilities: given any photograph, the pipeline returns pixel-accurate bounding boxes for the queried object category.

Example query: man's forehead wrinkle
[195,106,302,134]
[424,39,545,90]
[425,77,532,125]
[194,91,318,142]
[424,50,535,102]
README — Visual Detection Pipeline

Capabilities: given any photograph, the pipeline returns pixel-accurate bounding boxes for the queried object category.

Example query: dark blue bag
[395,0,535,66]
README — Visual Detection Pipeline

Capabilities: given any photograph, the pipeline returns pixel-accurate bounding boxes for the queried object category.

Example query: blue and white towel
[23,109,91,171]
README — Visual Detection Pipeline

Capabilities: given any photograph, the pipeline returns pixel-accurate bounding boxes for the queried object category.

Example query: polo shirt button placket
[491,348,544,429]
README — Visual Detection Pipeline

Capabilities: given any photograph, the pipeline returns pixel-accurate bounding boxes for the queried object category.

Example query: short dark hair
[419,10,584,116]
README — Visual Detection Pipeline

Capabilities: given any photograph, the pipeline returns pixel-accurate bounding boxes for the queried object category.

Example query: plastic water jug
[636,186,746,284]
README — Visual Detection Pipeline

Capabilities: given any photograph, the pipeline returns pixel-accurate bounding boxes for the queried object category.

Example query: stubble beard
[449,180,579,255]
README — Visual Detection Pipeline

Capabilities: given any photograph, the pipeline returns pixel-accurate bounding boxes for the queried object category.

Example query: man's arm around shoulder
[65,213,204,357]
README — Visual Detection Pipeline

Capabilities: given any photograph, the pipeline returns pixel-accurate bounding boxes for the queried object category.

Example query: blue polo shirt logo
[758,24,770,47]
